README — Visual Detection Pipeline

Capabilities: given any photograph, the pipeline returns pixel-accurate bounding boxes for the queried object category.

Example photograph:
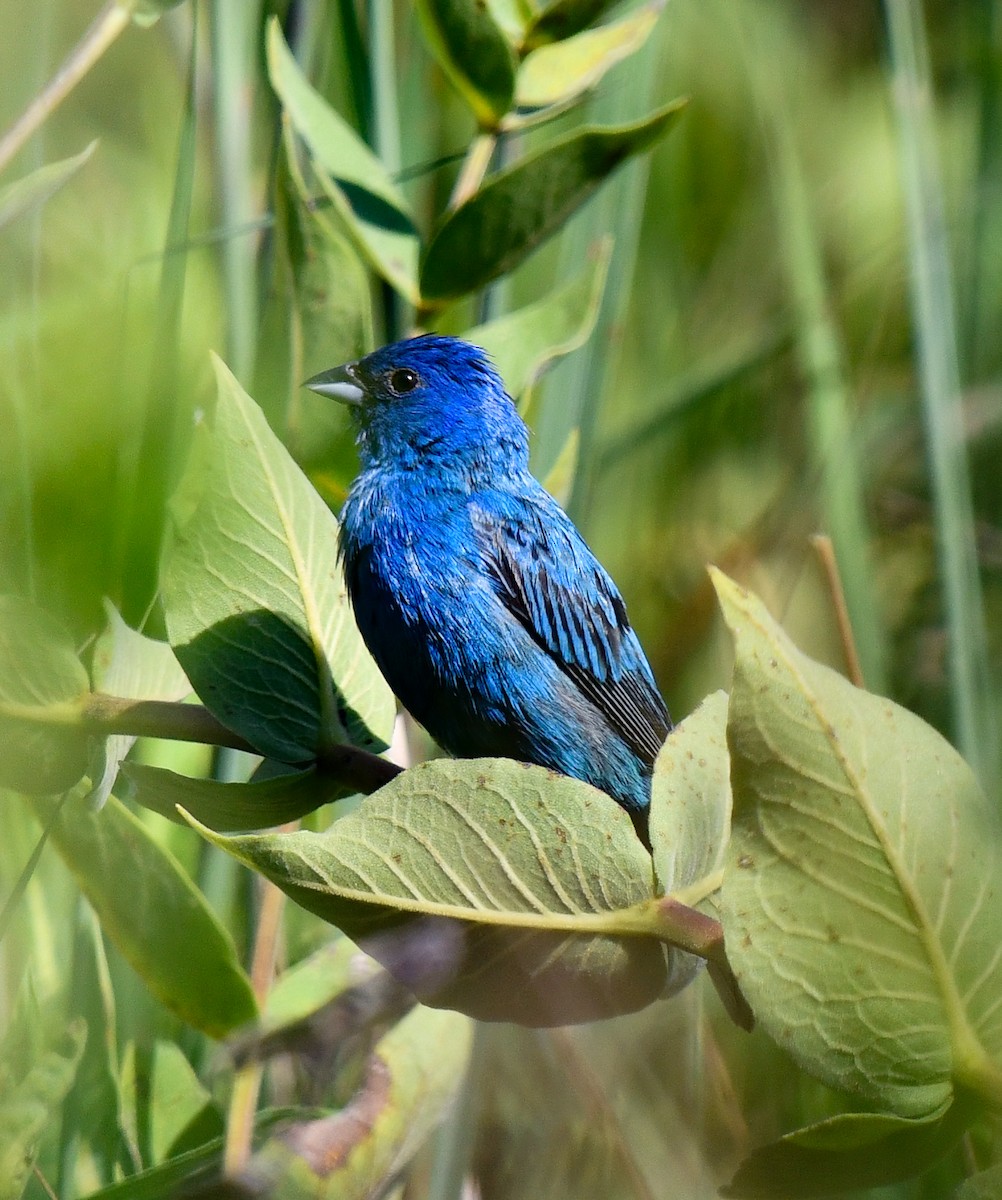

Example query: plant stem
[0,1,133,174]
[810,534,866,688]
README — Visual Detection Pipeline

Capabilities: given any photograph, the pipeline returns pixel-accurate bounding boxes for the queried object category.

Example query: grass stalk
[883,0,999,795]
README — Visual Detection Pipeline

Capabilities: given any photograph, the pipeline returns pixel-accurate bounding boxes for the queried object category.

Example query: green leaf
[415,0,516,127]
[420,101,684,301]
[464,236,611,399]
[142,1041,220,1164]
[723,1103,972,1199]
[246,1004,472,1198]
[0,596,90,794]
[957,1164,1002,1200]
[713,570,1002,1118]
[0,1019,86,1200]
[89,603,191,809]
[30,791,257,1037]
[525,0,622,47]
[123,762,350,831]
[516,3,663,110]
[132,0,189,26]
[262,939,364,1031]
[186,758,668,1025]
[267,19,420,304]
[0,142,96,232]
[540,428,579,508]
[162,355,395,763]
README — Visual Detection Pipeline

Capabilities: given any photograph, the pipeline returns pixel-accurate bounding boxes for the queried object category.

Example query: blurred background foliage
[1,0,1000,1197]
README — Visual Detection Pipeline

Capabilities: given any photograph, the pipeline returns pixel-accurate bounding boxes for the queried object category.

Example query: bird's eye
[387,367,420,395]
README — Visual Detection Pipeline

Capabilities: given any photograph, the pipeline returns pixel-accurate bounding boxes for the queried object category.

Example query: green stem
[0,0,132,175]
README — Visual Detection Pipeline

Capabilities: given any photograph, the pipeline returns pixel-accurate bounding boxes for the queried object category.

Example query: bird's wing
[472,501,670,767]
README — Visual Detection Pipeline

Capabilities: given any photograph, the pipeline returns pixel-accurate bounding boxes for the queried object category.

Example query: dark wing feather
[473,504,670,767]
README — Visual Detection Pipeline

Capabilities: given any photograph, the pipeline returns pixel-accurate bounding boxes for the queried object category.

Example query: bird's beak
[303,362,365,406]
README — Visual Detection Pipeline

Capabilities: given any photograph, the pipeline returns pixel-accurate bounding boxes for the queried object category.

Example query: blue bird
[306,335,671,849]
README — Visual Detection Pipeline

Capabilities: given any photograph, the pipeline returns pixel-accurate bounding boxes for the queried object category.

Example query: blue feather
[306,335,671,848]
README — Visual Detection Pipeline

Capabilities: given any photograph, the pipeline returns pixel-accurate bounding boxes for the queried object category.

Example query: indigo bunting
[306,336,670,848]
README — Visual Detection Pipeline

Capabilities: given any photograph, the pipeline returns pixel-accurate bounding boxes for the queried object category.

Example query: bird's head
[305,335,528,474]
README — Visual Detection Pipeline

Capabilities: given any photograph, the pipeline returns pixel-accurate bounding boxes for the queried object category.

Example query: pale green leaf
[714,570,1002,1118]
[0,596,90,794]
[957,1164,1002,1200]
[89,602,191,809]
[421,102,684,301]
[187,758,668,1025]
[30,792,257,1037]
[416,0,516,126]
[0,1019,86,1200]
[0,142,96,232]
[464,235,611,398]
[541,429,579,507]
[723,1102,971,1199]
[267,20,420,303]
[517,3,663,110]
[263,940,368,1031]
[246,1004,472,1198]
[162,355,395,763]
[132,0,188,26]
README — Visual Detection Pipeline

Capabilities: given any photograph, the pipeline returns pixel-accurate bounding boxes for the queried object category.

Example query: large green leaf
[0,1019,85,1200]
[31,792,257,1038]
[524,0,622,47]
[187,758,669,1025]
[516,4,662,110]
[0,596,90,794]
[420,101,684,301]
[267,19,419,303]
[89,603,191,809]
[463,236,611,400]
[244,1004,472,1198]
[162,355,395,763]
[714,571,1002,1118]
[0,142,96,233]
[723,1103,972,1199]
[416,0,516,127]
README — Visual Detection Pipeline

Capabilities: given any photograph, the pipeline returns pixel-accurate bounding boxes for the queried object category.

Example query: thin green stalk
[209,0,263,383]
[369,0,406,340]
[0,0,131,174]
[884,0,999,796]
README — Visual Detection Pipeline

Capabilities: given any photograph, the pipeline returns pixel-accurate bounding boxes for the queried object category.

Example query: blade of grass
[883,0,999,796]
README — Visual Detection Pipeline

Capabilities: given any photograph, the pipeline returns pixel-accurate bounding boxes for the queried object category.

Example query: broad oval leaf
[0,596,90,794]
[30,791,257,1038]
[516,3,662,111]
[416,0,516,127]
[162,355,395,763]
[245,1004,472,1198]
[464,236,611,400]
[267,19,419,303]
[0,141,96,233]
[723,1103,972,1199]
[420,101,684,301]
[89,603,191,809]
[713,571,1002,1118]
[188,758,668,1025]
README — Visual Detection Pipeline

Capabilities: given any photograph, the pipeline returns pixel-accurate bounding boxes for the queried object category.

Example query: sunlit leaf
[123,762,350,831]
[267,19,420,303]
[416,0,516,127]
[421,101,684,301]
[0,596,89,794]
[245,1004,472,1198]
[516,3,662,110]
[162,355,395,763]
[713,570,1002,1118]
[0,141,96,232]
[186,758,668,1025]
[464,236,611,399]
[88,602,190,809]
[30,791,257,1037]
[723,1103,972,1199]
[0,1019,85,1200]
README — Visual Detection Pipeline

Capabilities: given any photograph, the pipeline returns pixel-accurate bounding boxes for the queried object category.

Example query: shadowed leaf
[162,356,395,763]
[525,0,622,47]
[420,101,684,301]
[416,0,516,127]
[0,141,96,232]
[714,570,1002,1118]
